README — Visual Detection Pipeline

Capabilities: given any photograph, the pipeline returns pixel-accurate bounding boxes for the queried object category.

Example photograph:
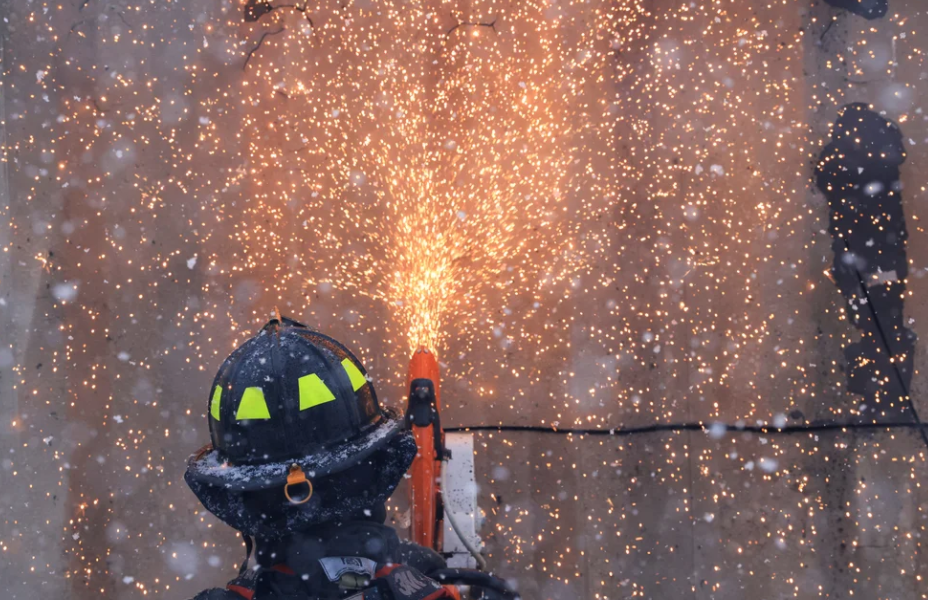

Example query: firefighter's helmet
[185,316,416,537]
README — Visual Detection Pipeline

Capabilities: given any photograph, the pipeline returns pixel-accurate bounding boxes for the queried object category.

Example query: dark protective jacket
[190,520,506,600]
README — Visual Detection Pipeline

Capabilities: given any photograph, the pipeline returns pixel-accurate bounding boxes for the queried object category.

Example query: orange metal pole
[406,348,443,551]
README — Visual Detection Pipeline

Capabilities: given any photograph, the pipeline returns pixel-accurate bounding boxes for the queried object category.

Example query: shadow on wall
[824,0,888,20]
[815,103,916,418]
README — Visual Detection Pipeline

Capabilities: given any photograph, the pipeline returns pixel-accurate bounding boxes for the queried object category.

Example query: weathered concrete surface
[1,0,928,599]
[466,1,928,599]
[474,427,928,599]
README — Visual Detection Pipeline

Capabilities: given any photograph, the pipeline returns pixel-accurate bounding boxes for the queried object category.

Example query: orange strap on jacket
[437,585,462,600]
[225,584,255,600]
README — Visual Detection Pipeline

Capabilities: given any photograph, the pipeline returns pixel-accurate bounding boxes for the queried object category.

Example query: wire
[445,420,928,437]
[842,238,928,450]
[441,460,489,571]
[441,462,488,571]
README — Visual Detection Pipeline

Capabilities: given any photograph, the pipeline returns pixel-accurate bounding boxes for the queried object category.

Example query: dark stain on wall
[824,0,888,20]
[815,103,916,418]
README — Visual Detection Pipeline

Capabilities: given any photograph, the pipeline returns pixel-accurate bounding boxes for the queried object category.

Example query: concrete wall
[2,1,927,599]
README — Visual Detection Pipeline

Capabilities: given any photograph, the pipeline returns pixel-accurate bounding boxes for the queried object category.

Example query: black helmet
[185,316,416,538]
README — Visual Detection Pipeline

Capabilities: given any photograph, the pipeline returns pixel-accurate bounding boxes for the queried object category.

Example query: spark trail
[207,1,622,354]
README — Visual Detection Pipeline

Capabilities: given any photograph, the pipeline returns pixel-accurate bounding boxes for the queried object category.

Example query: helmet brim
[186,408,406,492]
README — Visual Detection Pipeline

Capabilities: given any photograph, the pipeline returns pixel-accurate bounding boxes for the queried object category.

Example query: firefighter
[185,316,514,600]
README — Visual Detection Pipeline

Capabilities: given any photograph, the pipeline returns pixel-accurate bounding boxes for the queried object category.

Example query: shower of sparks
[2,0,928,598]
[9,0,828,391]
[202,1,621,354]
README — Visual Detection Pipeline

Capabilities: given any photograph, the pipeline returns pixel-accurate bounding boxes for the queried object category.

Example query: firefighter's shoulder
[190,570,259,600]
[189,588,250,600]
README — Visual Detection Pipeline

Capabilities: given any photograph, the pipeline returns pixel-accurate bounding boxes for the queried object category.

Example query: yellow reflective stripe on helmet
[236,387,271,420]
[210,385,222,420]
[341,358,368,391]
[299,373,336,410]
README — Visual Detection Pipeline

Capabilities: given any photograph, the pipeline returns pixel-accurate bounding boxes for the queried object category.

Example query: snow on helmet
[185,316,416,537]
